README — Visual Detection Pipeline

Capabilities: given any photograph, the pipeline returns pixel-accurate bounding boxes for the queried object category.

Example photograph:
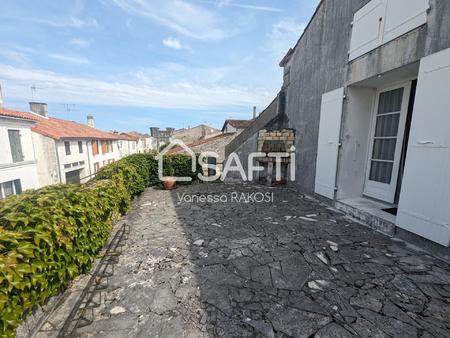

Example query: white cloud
[12,15,99,29]
[216,0,284,12]
[0,64,272,110]
[70,38,91,48]
[0,48,30,66]
[162,37,182,49]
[266,19,306,62]
[110,0,225,41]
[48,54,90,65]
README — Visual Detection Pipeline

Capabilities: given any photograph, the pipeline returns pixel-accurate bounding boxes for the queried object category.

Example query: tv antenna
[30,84,44,101]
[63,104,77,119]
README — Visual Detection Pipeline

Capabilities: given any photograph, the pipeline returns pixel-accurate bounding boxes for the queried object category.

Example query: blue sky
[0,0,317,133]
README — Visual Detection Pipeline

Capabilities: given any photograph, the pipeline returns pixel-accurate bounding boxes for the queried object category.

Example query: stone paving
[38,183,450,337]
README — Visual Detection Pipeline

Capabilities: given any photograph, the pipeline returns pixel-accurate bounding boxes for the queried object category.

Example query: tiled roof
[0,107,120,140]
[222,119,254,131]
[0,107,38,121]
[118,132,140,141]
[168,133,234,154]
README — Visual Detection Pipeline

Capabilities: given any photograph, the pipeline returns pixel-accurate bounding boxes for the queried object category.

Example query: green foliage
[0,152,197,336]
[163,154,203,183]
[0,180,129,337]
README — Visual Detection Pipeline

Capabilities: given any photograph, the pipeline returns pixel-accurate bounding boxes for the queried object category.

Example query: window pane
[375,113,400,137]
[378,88,404,115]
[8,130,24,163]
[65,142,71,155]
[372,139,397,161]
[14,180,22,194]
[369,161,393,184]
[2,181,14,197]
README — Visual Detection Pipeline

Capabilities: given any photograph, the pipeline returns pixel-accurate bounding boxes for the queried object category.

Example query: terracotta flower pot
[163,177,177,190]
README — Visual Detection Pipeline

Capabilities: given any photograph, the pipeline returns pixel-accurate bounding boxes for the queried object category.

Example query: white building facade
[0,109,39,198]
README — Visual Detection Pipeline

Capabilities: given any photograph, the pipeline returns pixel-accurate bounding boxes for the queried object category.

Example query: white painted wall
[32,133,60,187]
[55,140,91,183]
[223,124,237,134]
[0,117,39,195]
[88,140,122,175]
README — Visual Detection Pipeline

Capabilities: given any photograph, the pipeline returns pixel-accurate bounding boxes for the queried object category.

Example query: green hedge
[0,152,197,336]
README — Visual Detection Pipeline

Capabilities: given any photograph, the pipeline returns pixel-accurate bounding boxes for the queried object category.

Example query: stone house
[172,124,221,145]
[221,119,254,134]
[170,133,236,177]
[0,107,39,199]
[150,127,175,148]
[226,0,450,249]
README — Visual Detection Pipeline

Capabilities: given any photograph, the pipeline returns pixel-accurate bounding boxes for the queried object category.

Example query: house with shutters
[225,0,450,251]
[0,102,135,187]
[0,107,39,199]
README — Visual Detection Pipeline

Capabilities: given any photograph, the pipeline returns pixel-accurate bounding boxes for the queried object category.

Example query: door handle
[417,140,434,145]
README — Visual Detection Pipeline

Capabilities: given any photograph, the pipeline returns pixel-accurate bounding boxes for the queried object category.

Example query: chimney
[0,84,3,107]
[87,114,95,128]
[253,106,257,119]
[29,102,48,117]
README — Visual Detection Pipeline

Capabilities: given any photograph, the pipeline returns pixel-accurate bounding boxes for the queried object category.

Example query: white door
[397,48,450,246]
[315,88,344,199]
[364,82,411,203]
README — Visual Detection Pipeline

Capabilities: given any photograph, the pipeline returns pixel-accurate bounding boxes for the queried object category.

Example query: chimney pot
[253,106,257,119]
[29,102,48,117]
[87,114,95,128]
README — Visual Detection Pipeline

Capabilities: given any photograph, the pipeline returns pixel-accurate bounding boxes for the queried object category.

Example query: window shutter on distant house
[8,130,24,163]
[92,140,99,155]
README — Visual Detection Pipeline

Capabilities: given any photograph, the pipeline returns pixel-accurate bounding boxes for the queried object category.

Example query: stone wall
[257,129,295,152]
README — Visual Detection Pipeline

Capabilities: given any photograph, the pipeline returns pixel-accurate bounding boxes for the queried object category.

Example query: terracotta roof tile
[168,133,234,154]
[0,107,120,140]
[222,119,254,131]
[0,107,38,121]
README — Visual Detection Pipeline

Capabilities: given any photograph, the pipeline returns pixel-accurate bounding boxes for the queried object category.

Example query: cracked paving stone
[267,304,332,337]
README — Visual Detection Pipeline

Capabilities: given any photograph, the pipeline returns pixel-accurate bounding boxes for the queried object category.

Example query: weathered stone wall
[257,129,295,152]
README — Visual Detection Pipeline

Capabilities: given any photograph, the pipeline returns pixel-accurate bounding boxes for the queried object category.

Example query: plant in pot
[163,163,176,190]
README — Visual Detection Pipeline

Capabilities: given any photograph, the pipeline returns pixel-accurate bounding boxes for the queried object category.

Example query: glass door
[364,83,411,203]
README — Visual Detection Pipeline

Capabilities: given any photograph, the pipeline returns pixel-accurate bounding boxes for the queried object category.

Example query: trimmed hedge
[0,152,198,336]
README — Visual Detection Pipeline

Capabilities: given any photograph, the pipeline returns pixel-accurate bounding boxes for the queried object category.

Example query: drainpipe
[54,140,63,184]
[86,140,93,180]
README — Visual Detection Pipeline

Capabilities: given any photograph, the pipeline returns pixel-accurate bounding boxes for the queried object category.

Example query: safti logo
[157,139,296,182]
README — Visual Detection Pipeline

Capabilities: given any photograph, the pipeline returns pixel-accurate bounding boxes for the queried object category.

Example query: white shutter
[383,0,429,44]
[349,0,429,61]
[315,88,344,199]
[349,0,386,61]
[397,48,450,246]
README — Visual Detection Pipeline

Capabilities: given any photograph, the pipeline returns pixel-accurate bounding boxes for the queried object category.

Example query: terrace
[29,182,450,337]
